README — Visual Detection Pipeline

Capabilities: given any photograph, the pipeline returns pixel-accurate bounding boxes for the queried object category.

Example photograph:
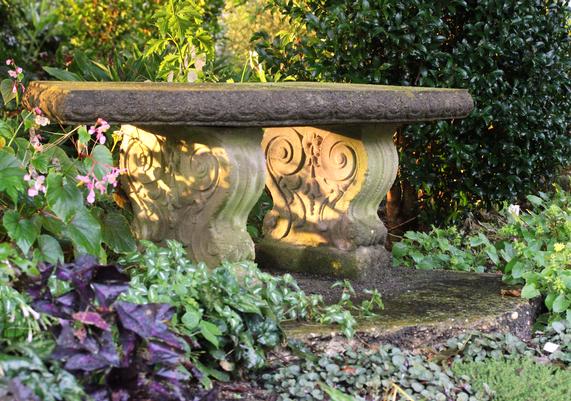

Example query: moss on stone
[283,270,537,349]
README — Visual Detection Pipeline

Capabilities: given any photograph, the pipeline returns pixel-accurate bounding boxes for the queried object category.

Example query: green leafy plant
[498,190,571,321]
[55,0,159,63]
[261,327,571,401]
[393,187,571,322]
[0,0,64,73]
[0,340,85,401]
[261,343,489,401]
[392,226,500,273]
[0,60,135,263]
[120,240,382,380]
[0,283,49,344]
[143,0,225,82]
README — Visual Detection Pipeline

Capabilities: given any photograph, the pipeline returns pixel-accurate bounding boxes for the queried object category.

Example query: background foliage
[256,0,571,223]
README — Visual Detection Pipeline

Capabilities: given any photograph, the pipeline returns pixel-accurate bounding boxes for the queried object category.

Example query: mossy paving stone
[281,267,540,351]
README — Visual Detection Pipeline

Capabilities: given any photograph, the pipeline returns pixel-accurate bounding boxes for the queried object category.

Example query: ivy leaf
[101,211,136,253]
[64,208,102,256]
[46,173,84,222]
[38,234,64,265]
[319,383,356,401]
[3,210,41,254]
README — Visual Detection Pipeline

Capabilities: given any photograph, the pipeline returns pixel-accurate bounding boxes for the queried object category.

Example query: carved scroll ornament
[262,126,398,251]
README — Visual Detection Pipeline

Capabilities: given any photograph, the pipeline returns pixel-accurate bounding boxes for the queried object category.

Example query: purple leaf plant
[28,255,216,401]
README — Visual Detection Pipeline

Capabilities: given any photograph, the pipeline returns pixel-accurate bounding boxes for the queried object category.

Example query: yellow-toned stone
[120,125,266,267]
[258,125,399,277]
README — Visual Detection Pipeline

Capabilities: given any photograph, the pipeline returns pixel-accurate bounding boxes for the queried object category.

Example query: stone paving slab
[283,268,538,350]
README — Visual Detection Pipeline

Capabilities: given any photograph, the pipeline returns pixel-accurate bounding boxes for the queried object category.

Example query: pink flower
[12,82,17,94]
[96,118,110,131]
[95,180,106,194]
[77,174,98,203]
[76,174,91,185]
[34,115,50,127]
[29,130,44,151]
[96,132,106,144]
[26,173,46,198]
[76,161,125,204]
[7,65,22,79]
[88,118,110,138]
[86,189,96,204]
[5,59,13,66]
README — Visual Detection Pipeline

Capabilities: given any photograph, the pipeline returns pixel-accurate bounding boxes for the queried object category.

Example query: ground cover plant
[260,323,571,401]
[120,240,383,383]
[451,357,571,401]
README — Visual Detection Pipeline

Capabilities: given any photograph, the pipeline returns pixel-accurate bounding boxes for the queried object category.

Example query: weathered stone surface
[259,125,398,277]
[256,242,392,279]
[284,268,539,350]
[120,125,266,266]
[23,81,473,127]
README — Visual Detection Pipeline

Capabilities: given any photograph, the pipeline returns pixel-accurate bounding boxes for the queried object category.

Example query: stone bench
[24,82,473,279]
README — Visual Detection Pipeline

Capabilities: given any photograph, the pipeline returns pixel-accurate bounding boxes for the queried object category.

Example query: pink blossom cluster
[29,128,43,152]
[77,167,125,204]
[33,107,50,127]
[24,168,47,198]
[5,59,24,94]
[29,108,49,152]
[88,118,110,144]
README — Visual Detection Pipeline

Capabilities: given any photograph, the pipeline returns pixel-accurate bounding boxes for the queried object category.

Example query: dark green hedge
[256,0,571,221]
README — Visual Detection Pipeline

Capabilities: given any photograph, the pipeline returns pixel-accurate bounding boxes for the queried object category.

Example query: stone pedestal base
[256,240,392,280]
[120,125,266,267]
[259,124,398,278]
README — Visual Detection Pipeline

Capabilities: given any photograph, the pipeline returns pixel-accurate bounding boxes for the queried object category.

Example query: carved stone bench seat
[24,81,473,279]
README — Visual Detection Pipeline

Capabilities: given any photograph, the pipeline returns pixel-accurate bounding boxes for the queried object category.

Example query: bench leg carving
[257,125,398,278]
[120,125,266,267]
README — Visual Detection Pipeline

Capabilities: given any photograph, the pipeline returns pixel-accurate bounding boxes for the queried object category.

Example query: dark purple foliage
[28,257,209,401]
